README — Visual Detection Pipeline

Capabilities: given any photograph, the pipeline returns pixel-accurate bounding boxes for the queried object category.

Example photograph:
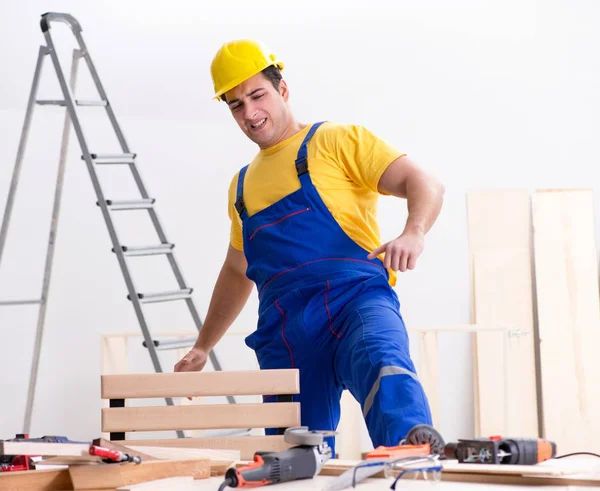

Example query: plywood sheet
[466,190,538,437]
[531,189,600,454]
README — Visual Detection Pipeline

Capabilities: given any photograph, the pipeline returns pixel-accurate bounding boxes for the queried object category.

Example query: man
[175,39,445,454]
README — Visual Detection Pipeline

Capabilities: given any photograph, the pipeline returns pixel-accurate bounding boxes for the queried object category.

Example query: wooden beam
[68,458,210,490]
[532,189,600,454]
[123,436,291,461]
[102,403,300,432]
[0,441,91,457]
[101,369,299,399]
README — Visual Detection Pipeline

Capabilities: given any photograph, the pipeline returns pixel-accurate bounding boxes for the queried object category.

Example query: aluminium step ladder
[0,12,233,436]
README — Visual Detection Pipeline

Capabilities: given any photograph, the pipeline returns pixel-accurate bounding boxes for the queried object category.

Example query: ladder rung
[0,299,42,306]
[101,199,155,211]
[76,100,108,106]
[116,244,175,257]
[36,100,107,106]
[86,153,136,164]
[142,336,196,351]
[128,288,193,304]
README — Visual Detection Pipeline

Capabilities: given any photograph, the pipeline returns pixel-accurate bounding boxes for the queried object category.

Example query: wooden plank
[68,459,210,490]
[0,467,73,491]
[124,445,239,462]
[417,331,439,426]
[473,249,538,436]
[101,369,299,399]
[123,436,291,461]
[336,390,363,459]
[0,441,91,457]
[532,189,600,454]
[466,190,538,437]
[102,402,300,432]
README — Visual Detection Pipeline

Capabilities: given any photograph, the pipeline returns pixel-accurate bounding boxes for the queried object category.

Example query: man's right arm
[174,244,253,372]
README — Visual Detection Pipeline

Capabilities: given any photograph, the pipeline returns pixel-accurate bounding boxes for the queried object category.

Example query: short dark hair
[221,65,282,102]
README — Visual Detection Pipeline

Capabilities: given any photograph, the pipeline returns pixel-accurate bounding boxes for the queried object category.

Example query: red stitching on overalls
[249,207,311,240]
[275,299,295,368]
[324,280,341,339]
[260,258,386,296]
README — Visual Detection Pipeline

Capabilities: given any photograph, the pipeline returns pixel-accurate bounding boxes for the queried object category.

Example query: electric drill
[444,436,557,465]
[218,427,332,490]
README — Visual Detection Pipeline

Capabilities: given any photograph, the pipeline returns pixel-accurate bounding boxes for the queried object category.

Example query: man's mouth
[250,118,267,130]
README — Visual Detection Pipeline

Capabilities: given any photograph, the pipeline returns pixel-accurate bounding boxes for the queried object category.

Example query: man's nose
[243,100,258,121]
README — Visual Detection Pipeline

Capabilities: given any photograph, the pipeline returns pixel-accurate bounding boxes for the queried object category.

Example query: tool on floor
[444,436,557,465]
[0,11,232,437]
[324,424,443,490]
[217,426,333,490]
[89,445,142,464]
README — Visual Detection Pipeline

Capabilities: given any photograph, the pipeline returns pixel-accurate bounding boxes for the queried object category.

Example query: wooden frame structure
[100,369,299,459]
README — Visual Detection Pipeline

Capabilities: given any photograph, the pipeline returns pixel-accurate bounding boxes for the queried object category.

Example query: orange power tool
[218,427,332,490]
[445,436,557,465]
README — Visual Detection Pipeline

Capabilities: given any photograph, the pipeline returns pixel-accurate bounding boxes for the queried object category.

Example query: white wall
[1,0,599,450]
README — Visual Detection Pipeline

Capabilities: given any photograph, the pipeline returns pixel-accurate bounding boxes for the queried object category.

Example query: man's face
[224,72,289,149]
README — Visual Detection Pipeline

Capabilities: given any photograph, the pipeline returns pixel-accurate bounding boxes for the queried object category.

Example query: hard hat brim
[213,60,284,100]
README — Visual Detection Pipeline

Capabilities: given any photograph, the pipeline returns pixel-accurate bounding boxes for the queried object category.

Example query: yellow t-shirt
[227,122,405,286]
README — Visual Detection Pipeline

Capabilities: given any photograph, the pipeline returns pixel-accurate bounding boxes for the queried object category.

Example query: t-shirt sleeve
[335,124,406,193]
[227,172,244,251]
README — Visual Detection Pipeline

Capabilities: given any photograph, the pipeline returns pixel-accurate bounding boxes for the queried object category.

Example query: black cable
[555,452,600,459]
[218,476,235,491]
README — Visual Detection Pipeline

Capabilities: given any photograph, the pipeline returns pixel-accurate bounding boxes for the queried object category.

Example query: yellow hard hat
[210,39,284,100]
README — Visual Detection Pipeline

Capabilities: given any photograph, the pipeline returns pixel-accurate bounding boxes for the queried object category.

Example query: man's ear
[280,79,289,101]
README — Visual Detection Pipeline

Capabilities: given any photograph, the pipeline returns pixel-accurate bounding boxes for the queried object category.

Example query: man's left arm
[367,155,445,272]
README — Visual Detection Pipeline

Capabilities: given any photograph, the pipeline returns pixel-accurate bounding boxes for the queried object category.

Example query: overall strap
[295,121,326,177]
[234,164,250,220]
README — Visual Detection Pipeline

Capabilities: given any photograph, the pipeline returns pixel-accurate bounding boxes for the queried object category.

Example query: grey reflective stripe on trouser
[363,366,420,417]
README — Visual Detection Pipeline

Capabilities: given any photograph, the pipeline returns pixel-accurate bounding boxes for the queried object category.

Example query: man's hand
[174,347,209,373]
[368,230,424,272]
[174,347,209,400]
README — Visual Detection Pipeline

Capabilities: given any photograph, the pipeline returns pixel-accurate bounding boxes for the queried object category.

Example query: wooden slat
[102,403,300,432]
[0,441,90,457]
[466,190,538,437]
[122,435,291,461]
[532,189,600,454]
[68,458,210,490]
[101,369,299,399]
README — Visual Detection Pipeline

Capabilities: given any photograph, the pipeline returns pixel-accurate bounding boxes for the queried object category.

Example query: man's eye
[231,104,242,111]
[253,94,264,100]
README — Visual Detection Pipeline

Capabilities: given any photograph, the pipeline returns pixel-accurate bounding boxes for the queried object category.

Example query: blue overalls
[235,122,432,455]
